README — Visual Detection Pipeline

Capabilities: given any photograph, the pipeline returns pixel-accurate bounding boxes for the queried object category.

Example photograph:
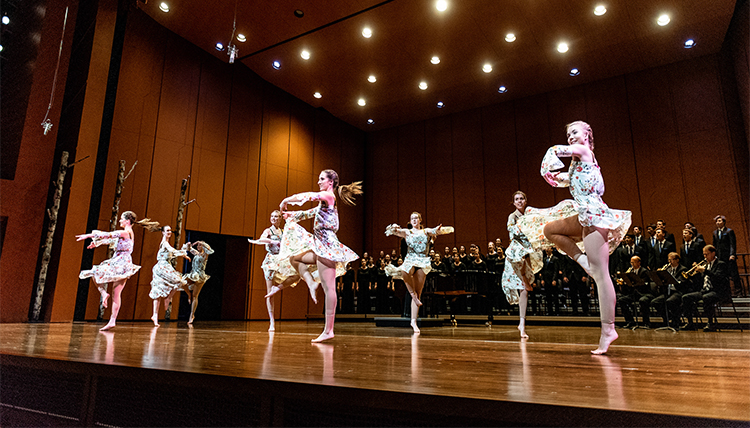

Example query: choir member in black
[375,259,391,313]
[649,252,688,329]
[682,245,731,331]
[653,228,675,268]
[442,247,452,265]
[616,255,652,328]
[470,252,487,272]
[713,215,743,296]
[684,222,704,245]
[431,253,447,273]
[656,219,676,245]
[562,255,590,316]
[459,246,471,266]
[680,227,704,269]
[356,258,371,314]
[486,242,499,272]
[537,247,562,315]
[643,223,659,270]
[632,225,645,249]
[339,262,356,314]
[449,253,466,273]
[612,234,644,276]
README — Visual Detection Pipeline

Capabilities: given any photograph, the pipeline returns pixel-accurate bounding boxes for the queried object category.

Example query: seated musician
[681,245,730,332]
[649,252,688,329]
[616,255,651,329]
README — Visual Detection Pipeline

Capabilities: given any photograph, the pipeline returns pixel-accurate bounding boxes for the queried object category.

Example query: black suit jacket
[538,254,561,287]
[702,259,730,298]
[653,240,675,267]
[680,240,705,269]
[712,228,737,262]
[641,236,658,269]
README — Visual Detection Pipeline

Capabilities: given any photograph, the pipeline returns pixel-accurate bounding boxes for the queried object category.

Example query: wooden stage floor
[1,320,748,426]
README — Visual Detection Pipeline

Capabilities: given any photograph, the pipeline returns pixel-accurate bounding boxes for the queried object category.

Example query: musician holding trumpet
[681,245,731,331]
[615,255,652,329]
[649,252,689,329]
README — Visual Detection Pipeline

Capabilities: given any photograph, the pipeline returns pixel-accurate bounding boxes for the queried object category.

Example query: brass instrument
[682,259,707,279]
[657,263,670,271]
[616,267,633,286]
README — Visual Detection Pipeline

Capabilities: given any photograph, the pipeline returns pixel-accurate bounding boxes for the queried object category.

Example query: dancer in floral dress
[271,169,362,342]
[249,210,299,331]
[148,225,191,327]
[518,121,631,354]
[183,240,214,325]
[384,212,453,333]
[501,191,542,339]
[78,211,142,331]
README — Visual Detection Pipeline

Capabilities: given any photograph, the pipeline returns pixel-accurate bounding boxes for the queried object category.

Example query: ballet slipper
[410,319,421,334]
[591,322,618,355]
[518,317,529,339]
[306,281,319,305]
[573,253,592,275]
[311,331,334,343]
[264,285,282,299]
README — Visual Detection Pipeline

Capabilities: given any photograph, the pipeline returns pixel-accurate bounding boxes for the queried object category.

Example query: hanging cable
[41,6,69,135]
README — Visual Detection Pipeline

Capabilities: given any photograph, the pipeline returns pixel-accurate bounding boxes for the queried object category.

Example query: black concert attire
[680,239,705,270]
[616,266,652,326]
[563,256,590,315]
[652,239,675,268]
[650,264,688,328]
[356,265,372,314]
[538,252,562,315]
[682,259,731,329]
[340,267,356,314]
[713,227,742,296]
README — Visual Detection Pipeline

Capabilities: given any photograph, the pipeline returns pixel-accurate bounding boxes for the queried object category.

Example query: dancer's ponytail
[337,181,363,206]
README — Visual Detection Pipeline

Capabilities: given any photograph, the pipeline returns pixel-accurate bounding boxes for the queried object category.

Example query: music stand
[618,272,650,330]
[649,270,678,333]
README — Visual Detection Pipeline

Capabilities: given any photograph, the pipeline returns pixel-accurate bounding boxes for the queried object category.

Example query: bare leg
[265,278,277,332]
[518,289,529,339]
[100,280,126,331]
[188,282,204,324]
[584,226,618,354]
[151,299,160,327]
[409,269,427,333]
[290,251,319,304]
[312,257,337,343]
[401,270,423,307]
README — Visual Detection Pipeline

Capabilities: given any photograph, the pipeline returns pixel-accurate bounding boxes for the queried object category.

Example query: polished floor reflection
[1,321,748,422]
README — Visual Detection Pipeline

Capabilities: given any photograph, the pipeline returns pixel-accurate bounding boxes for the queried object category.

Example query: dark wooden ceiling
[140,0,737,131]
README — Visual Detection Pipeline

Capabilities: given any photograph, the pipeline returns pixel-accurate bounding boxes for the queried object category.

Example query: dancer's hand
[87,242,96,249]
[76,233,92,241]
[543,171,560,186]
[282,211,293,220]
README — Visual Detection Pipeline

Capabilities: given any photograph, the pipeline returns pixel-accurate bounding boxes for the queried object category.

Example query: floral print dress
[501,210,543,304]
[149,241,188,299]
[517,145,631,255]
[273,202,357,283]
[183,246,214,290]
[79,231,141,287]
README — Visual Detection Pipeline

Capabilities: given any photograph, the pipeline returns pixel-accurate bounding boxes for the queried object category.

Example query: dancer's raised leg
[99,285,110,309]
[312,257,337,342]
[584,226,618,354]
[401,270,423,307]
[100,280,125,331]
[290,251,319,304]
[544,216,590,272]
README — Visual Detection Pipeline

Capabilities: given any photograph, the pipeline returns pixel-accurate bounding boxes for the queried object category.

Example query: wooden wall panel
[513,95,556,212]
[480,103,519,245]
[424,116,456,250]
[397,123,427,228]
[451,109,487,248]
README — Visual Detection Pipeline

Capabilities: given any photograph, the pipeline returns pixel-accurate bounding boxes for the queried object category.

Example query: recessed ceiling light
[159,2,169,12]
[362,27,372,38]
[557,42,569,53]
[2,15,9,25]
[368,75,377,83]
[215,42,224,51]
[436,0,448,12]
[431,56,440,65]
[419,82,428,90]
[498,86,507,93]
[594,5,606,16]
[272,61,281,69]
[367,119,374,124]
[437,101,445,108]
[684,39,696,49]
[570,68,580,76]
[482,64,492,73]
[294,9,304,18]
[314,92,322,99]
[301,50,310,60]
[505,33,516,42]
[237,34,246,42]
[657,14,670,26]
[358,98,366,106]
[0,45,3,52]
